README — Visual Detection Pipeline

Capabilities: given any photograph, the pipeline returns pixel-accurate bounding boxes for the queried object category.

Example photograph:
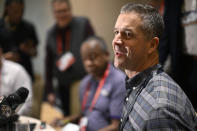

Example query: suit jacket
[45,16,94,93]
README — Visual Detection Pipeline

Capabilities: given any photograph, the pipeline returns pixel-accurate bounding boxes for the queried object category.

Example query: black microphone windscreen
[15,87,29,102]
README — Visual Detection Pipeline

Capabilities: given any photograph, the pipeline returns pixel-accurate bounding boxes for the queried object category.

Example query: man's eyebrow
[122,28,133,31]
[113,28,118,30]
[113,27,132,31]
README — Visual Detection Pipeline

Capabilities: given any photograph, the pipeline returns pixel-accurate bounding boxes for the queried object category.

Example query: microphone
[0,87,29,127]
[7,87,29,112]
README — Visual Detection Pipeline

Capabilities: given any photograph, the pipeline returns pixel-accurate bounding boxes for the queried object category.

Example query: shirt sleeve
[14,65,33,116]
[146,107,194,130]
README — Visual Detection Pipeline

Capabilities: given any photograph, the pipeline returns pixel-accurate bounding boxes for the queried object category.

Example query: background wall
[0,0,3,17]
[0,0,131,77]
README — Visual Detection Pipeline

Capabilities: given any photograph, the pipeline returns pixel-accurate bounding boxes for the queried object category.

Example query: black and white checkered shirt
[120,64,197,131]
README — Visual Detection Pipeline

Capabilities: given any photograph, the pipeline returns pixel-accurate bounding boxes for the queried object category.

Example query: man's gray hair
[120,3,164,40]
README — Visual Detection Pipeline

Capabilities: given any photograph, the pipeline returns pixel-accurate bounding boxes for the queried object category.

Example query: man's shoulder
[106,65,126,92]
[149,72,180,92]
[81,74,92,83]
[4,60,26,72]
[72,16,89,22]
[79,75,92,89]
[3,60,31,81]
[46,25,56,36]
[145,72,191,110]
[20,19,36,29]
[71,16,90,27]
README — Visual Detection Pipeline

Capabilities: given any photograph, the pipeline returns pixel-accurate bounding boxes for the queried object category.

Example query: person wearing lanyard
[52,36,126,131]
[44,0,94,116]
[112,3,197,130]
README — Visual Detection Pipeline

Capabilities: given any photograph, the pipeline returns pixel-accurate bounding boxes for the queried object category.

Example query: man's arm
[146,108,194,130]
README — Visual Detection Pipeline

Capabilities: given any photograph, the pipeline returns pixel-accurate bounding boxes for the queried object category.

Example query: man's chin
[57,21,70,28]
[114,60,124,69]
[57,23,68,28]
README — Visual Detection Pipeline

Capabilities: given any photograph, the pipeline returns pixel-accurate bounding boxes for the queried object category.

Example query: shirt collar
[125,64,162,90]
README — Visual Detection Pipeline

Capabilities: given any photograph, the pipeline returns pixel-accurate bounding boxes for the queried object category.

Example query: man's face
[112,12,151,71]
[7,2,24,24]
[81,41,109,78]
[52,1,72,28]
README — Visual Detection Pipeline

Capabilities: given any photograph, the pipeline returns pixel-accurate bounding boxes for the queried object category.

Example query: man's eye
[114,30,119,35]
[90,54,97,60]
[124,31,133,39]
[125,31,132,37]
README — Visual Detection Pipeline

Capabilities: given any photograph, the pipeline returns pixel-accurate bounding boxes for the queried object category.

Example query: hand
[47,93,56,106]
[3,52,20,62]
[20,40,37,56]
[51,117,70,127]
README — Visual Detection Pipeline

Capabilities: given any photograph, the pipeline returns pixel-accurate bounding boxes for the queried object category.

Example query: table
[19,116,55,131]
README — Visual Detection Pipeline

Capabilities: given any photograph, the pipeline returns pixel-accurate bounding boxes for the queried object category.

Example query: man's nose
[113,31,123,43]
[85,59,93,66]
[112,37,123,45]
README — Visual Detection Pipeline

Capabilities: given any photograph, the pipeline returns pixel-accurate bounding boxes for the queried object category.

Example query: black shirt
[0,18,39,80]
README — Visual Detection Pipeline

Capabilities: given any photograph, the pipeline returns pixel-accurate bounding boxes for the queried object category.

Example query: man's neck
[125,70,139,78]
[125,55,159,78]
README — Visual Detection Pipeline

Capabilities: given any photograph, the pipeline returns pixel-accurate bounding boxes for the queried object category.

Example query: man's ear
[148,37,159,54]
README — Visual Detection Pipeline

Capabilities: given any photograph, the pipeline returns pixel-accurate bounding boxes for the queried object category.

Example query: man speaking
[112,3,197,130]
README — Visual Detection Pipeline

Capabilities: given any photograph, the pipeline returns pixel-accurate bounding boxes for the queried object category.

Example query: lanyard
[56,28,71,56]
[81,64,110,112]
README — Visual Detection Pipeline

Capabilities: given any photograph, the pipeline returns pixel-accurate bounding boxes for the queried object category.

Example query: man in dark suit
[45,0,94,116]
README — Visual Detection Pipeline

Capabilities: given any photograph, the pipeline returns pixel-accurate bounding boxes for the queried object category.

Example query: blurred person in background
[52,36,126,131]
[0,0,39,81]
[0,41,32,116]
[44,0,94,116]
[158,0,197,110]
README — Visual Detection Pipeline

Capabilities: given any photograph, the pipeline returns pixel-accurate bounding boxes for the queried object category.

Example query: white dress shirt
[0,59,32,115]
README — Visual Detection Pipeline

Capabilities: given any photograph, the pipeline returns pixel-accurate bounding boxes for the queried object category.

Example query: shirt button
[120,118,123,122]
[126,97,129,102]
[133,87,136,90]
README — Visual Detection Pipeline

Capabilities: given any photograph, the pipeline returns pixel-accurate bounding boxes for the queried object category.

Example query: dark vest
[47,17,93,85]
